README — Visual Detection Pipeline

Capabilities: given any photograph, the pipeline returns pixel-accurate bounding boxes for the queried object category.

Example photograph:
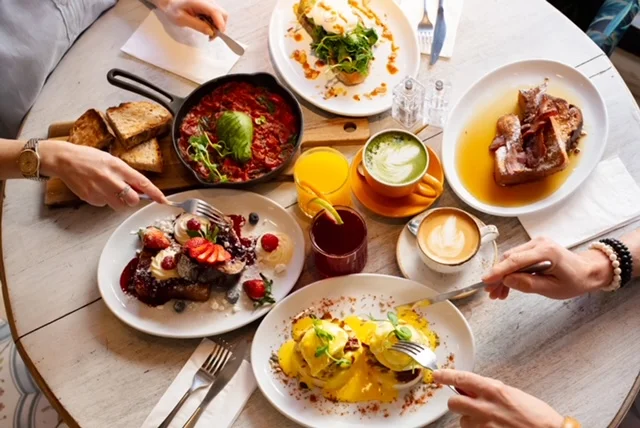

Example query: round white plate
[97,189,305,338]
[268,0,420,117]
[442,59,608,217]
[396,210,498,297]
[252,274,475,428]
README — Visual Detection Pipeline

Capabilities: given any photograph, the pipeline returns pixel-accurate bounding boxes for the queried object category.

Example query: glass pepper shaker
[425,79,452,128]
[392,76,426,129]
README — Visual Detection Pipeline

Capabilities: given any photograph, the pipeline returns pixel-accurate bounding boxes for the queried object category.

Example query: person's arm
[1,138,167,209]
[149,0,229,36]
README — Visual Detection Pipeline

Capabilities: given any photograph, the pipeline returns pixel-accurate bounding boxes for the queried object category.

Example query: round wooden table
[3,0,640,426]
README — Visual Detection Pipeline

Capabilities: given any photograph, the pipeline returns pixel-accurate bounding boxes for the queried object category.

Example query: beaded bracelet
[588,241,622,291]
[600,238,633,286]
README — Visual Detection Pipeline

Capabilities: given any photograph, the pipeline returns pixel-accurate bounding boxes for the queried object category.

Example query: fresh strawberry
[206,246,220,264]
[197,244,215,262]
[190,243,211,259]
[217,246,232,262]
[138,227,171,250]
[260,233,279,253]
[243,274,276,308]
[161,256,177,270]
[183,237,207,252]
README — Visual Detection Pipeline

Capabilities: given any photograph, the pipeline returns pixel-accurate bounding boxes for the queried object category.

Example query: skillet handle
[106,68,184,115]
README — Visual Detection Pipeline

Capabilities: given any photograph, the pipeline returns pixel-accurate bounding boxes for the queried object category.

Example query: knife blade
[395,261,552,310]
[430,0,446,65]
[182,340,249,428]
[197,14,245,56]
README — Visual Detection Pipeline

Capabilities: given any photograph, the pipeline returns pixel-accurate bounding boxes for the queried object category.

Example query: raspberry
[161,255,177,270]
[260,233,279,253]
[186,218,201,231]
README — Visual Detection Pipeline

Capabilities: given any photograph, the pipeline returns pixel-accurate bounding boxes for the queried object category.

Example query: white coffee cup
[414,207,499,274]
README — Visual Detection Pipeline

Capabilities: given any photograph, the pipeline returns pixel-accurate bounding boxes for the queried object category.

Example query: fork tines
[391,340,424,354]
[418,31,432,54]
[203,342,232,376]
[195,200,229,227]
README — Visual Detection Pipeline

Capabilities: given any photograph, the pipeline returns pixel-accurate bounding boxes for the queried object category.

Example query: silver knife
[197,15,245,56]
[430,0,446,65]
[396,261,552,310]
[182,340,249,428]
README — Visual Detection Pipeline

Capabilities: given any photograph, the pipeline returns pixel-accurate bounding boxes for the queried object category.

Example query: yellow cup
[362,129,443,199]
[294,147,352,217]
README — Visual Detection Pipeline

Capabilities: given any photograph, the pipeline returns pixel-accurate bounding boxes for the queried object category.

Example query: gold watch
[18,138,49,181]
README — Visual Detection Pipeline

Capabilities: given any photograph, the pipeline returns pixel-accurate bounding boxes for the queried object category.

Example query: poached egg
[304,0,359,35]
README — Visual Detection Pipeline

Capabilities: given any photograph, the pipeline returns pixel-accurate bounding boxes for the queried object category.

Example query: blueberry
[249,212,259,225]
[226,288,240,304]
[174,300,186,313]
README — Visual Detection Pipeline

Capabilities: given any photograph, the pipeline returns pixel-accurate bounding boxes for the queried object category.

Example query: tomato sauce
[179,82,299,183]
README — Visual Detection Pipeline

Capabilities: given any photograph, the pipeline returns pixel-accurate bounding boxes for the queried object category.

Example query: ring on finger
[116,184,132,203]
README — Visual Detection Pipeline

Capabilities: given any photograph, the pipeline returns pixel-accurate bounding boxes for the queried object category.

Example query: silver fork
[158,342,232,428]
[391,341,467,396]
[140,194,229,228]
[417,0,434,54]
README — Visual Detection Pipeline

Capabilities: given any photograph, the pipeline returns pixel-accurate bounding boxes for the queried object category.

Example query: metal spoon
[197,14,245,56]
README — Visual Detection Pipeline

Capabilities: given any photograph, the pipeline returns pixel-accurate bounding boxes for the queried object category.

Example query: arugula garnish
[368,312,413,341]
[312,24,378,76]
[254,273,276,308]
[188,128,229,183]
[312,319,351,368]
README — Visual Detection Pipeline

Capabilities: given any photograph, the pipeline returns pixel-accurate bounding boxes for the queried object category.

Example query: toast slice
[68,109,115,150]
[106,102,172,150]
[111,138,164,173]
[491,114,569,186]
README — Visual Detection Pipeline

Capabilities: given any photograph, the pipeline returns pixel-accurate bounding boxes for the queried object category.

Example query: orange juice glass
[294,147,351,217]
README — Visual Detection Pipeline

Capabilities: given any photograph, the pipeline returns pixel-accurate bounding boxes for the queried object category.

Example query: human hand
[157,0,229,36]
[483,237,613,300]
[40,141,167,210]
[433,369,565,428]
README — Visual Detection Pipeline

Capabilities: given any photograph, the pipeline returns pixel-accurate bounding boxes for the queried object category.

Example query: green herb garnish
[257,95,277,114]
[368,312,413,341]
[312,24,378,76]
[254,273,276,308]
[188,131,229,183]
[312,319,351,368]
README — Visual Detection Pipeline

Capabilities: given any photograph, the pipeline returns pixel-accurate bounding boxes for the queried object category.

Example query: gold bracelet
[562,416,581,428]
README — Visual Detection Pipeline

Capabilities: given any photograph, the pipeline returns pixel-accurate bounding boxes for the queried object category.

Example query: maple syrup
[456,89,582,207]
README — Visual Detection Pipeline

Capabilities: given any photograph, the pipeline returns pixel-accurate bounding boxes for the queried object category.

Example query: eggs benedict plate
[268,0,420,117]
[251,274,475,427]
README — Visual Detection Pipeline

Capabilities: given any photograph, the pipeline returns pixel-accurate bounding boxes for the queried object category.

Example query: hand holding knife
[197,14,245,56]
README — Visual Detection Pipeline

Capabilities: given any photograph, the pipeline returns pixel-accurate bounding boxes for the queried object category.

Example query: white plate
[252,274,475,428]
[442,59,609,217]
[268,0,420,116]
[97,189,305,338]
[396,210,498,296]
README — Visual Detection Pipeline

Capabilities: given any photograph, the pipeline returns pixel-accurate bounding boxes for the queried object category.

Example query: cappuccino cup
[416,207,499,274]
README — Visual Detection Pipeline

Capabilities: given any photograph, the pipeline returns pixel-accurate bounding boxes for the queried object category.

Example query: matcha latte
[364,131,428,185]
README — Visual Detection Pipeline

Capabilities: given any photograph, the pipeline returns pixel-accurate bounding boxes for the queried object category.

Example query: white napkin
[121,11,244,84]
[142,339,257,428]
[394,0,464,57]
[519,157,640,248]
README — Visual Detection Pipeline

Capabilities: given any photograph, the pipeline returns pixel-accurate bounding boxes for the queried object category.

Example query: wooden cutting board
[44,117,370,207]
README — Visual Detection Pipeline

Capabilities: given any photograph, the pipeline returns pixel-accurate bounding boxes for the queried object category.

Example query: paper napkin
[121,11,245,84]
[142,339,257,428]
[519,157,640,249]
[395,0,464,57]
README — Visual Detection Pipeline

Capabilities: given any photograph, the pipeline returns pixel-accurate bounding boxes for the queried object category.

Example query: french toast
[68,109,115,149]
[106,101,172,150]
[111,137,164,173]
[490,82,584,186]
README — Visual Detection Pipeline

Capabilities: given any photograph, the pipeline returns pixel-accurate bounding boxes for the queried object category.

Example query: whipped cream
[257,232,293,268]
[305,0,359,35]
[174,214,210,245]
[150,248,180,281]
[427,216,466,259]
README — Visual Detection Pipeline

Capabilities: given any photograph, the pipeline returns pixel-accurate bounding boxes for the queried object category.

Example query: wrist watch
[18,138,49,181]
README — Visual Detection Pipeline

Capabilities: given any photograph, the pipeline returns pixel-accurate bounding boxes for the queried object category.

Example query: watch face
[18,149,39,176]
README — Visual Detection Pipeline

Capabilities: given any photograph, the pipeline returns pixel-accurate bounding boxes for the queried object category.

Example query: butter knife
[395,261,552,310]
[430,0,446,65]
[197,15,245,56]
[182,340,249,428]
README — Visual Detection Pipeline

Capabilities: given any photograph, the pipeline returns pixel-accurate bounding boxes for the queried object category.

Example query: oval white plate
[97,189,305,338]
[268,0,420,117]
[252,274,475,428]
[442,59,609,217]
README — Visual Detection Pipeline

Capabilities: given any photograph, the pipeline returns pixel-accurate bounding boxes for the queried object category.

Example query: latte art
[427,216,466,259]
[364,132,427,185]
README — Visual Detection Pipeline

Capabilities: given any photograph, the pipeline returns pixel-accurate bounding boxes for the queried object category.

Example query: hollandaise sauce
[277,309,439,403]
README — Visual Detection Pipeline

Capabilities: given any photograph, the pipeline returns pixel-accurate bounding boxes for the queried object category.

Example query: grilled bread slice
[106,102,172,150]
[111,138,164,173]
[68,109,115,150]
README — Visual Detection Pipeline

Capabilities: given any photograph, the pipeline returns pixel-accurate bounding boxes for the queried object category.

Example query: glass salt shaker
[425,79,452,128]
[392,76,425,129]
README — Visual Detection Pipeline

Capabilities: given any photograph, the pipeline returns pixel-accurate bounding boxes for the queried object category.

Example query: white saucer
[396,210,498,299]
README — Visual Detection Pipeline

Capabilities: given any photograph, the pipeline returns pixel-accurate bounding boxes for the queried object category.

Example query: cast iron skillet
[106,68,304,187]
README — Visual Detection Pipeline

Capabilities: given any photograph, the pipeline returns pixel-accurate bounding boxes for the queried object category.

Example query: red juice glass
[310,206,368,277]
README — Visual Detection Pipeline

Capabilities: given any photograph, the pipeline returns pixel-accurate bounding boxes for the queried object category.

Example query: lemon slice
[298,180,330,202]
[309,198,344,225]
